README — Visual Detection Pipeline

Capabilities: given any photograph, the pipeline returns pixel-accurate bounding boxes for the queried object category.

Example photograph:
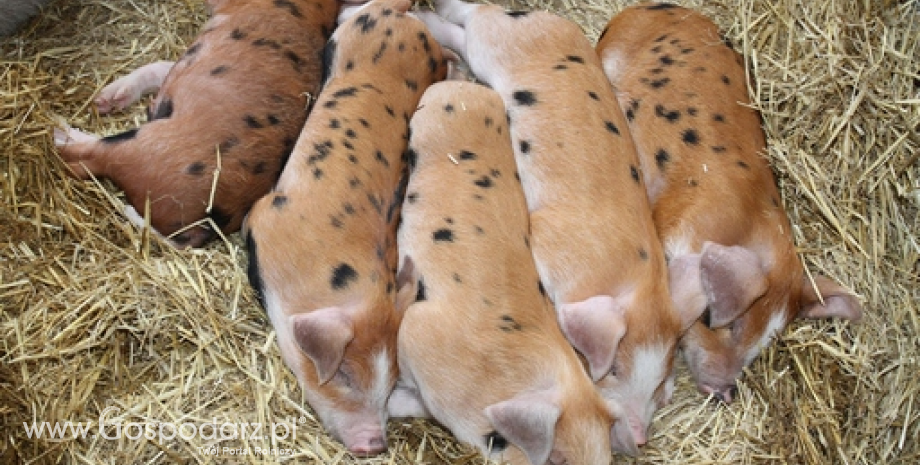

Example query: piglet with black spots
[418,1,692,455]
[390,80,617,465]
[596,2,862,404]
[243,0,450,455]
[54,0,337,247]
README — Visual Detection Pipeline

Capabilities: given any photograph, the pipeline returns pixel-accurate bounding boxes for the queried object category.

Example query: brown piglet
[390,80,617,465]
[54,0,337,247]
[242,0,450,455]
[596,2,863,404]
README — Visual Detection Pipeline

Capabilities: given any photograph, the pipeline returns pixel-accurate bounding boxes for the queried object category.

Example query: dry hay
[1,0,917,463]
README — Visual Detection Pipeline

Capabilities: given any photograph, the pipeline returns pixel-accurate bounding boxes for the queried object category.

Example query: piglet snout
[343,429,387,456]
[611,418,640,457]
[701,383,738,404]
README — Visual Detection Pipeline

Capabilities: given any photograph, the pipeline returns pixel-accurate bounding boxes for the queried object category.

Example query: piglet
[390,80,617,465]
[418,1,691,454]
[54,0,337,247]
[242,0,450,455]
[595,2,863,403]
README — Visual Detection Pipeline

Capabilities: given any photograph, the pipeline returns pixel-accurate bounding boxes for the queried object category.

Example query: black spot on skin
[452,273,462,283]
[737,160,750,169]
[659,55,675,66]
[654,34,669,43]
[149,99,173,121]
[385,105,395,118]
[355,13,377,33]
[285,51,304,71]
[345,129,357,139]
[682,129,700,145]
[655,148,670,169]
[274,0,303,17]
[185,43,202,57]
[484,117,493,127]
[323,100,338,109]
[646,2,678,9]
[313,167,323,179]
[721,75,731,85]
[474,176,493,188]
[499,314,523,332]
[252,38,282,50]
[244,115,263,129]
[373,41,388,63]
[210,65,229,76]
[588,91,599,101]
[407,192,419,204]
[513,90,537,106]
[186,161,206,176]
[272,195,288,208]
[368,192,383,214]
[321,39,337,85]
[405,148,418,171]
[346,60,354,71]
[651,45,662,54]
[433,229,454,242]
[507,10,528,17]
[375,150,389,167]
[231,28,246,40]
[458,150,476,160]
[382,8,393,15]
[329,119,341,129]
[537,281,546,297]
[428,56,439,73]
[475,226,484,235]
[649,77,671,89]
[208,207,233,230]
[713,114,726,123]
[101,128,138,143]
[245,232,265,308]
[359,118,370,128]
[267,114,280,126]
[688,179,699,187]
[331,215,344,228]
[694,66,706,74]
[554,64,568,71]
[415,278,427,301]
[331,263,359,290]
[405,80,418,91]
[712,145,727,153]
[349,176,361,188]
[443,103,455,113]
[519,140,531,154]
[655,104,680,122]
[639,248,649,260]
[630,165,640,182]
[348,154,358,164]
[650,68,665,75]
[566,55,585,64]
[687,107,698,116]
[605,121,620,135]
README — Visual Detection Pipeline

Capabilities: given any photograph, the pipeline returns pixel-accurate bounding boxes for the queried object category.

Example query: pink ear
[558,295,627,381]
[291,308,354,385]
[798,275,863,321]
[668,254,708,332]
[484,390,560,465]
[699,242,768,328]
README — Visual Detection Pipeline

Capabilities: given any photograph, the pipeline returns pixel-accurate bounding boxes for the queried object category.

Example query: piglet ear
[395,255,419,313]
[291,308,354,385]
[798,275,863,321]
[558,295,627,381]
[699,242,768,328]
[668,254,708,332]
[484,390,560,465]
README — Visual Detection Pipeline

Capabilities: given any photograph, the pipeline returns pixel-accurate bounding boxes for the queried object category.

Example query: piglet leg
[95,61,175,114]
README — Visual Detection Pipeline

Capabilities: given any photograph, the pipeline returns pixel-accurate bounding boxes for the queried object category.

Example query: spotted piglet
[53,0,337,247]
[390,80,617,465]
[418,1,691,454]
[243,0,450,455]
[596,2,863,403]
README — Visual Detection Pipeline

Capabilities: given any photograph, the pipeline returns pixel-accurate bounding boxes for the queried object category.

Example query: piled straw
[1,0,917,463]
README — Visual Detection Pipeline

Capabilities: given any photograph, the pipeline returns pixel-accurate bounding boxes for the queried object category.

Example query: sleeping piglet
[54,0,337,247]
[389,80,617,465]
[243,0,450,455]
[595,2,863,403]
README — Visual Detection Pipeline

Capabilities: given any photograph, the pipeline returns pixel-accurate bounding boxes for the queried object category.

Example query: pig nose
[701,383,738,404]
[349,436,387,456]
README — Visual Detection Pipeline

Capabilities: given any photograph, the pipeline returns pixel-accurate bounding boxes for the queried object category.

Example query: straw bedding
[1,0,917,463]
